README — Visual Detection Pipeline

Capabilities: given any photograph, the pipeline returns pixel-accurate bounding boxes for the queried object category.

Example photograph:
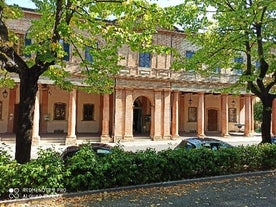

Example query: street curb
[1,169,275,204]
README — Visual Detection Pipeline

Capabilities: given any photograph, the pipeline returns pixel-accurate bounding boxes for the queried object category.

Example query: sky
[6,0,183,8]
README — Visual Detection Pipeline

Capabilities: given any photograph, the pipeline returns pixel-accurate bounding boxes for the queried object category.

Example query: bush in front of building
[0,147,64,199]
[0,143,276,200]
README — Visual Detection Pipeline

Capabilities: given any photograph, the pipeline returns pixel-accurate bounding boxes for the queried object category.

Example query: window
[234,57,243,74]
[59,40,70,61]
[24,35,32,58]
[188,107,197,122]
[54,103,66,120]
[185,50,195,58]
[85,46,93,63]
[139,52,151,68]
[83,104,94,121]
[185,50,195,71]
[214,66,221,74]
[255,60,260,69]
[0,101,2,120]
[228,108,237,122]
[14,33,24,55]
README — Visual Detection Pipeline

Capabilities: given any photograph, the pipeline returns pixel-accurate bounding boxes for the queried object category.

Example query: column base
[197,133,206,138]
[221,133,230,137]
[153,135,162,141]
[32,136,40,146]
[123,135,133,141]
[100,135,112,143]
[65,136,77,145]
[163,135,172,140]
[113,136,123,143]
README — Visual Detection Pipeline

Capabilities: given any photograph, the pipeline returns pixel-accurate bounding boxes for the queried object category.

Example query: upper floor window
[255,60,260,69]
[185,50,195,71]
[139,52,151,68]
[83,104,94,121]
[214,66,221,74]
[185,50,195,58]
[24,35,32,58]
[54,102,66,120]
[234,57,243,74]
[85,46,93,63]
[59,40,70,61]
[14,33,24,55]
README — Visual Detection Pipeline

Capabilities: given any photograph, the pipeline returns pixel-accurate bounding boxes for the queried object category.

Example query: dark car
[272,137,276,144]
[175,137,234,151]
[62,143,112,160]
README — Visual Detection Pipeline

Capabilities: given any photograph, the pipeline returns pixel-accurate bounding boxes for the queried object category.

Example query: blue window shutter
[139,52,151,68]
[24,38,32,57]
[63,42,70,61]
[186,50,195,58]
[25,38,31,46]
[215,66,221,74]
[234,57,243,74]
[255,60,260,69]
[234,57,243,63]
[85,46,93,63]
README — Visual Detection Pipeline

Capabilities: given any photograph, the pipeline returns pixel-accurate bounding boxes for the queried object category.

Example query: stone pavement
[0,133,262,160]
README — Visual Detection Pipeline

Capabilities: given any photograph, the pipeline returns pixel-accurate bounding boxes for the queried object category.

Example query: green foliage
[254,101,263,122]
[1,144,276,200]
[0,147,64,199]
[64,144,105,191]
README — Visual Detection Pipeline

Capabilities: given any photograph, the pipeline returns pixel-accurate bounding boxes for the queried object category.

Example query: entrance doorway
[133,96,151,137]
[207,109,218,131]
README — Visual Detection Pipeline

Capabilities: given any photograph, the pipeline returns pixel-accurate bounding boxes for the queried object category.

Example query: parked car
[272,137,276,144]
[175,137,234,151]
[62,143,112,160]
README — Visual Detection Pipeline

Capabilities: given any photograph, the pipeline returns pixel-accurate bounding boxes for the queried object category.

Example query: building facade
[1,9,276,145]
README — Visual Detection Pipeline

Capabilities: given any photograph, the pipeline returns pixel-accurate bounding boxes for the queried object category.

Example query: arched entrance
[133,96,151,137]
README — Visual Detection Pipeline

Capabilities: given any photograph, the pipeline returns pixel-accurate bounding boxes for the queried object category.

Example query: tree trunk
[15,72,39,164]
[260,95,273,144]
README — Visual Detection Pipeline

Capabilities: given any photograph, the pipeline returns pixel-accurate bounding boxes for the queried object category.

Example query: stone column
[124,89,133,140]
[163,90,171,139]
[244,95,252,136]
[32,89,40,145]
[221,94,229,137]
[171,91,179,139]
[251,96,255,134]
[197,92,205,137]
[66,89,77,145]
[40,85,49,133]
[101,94,110,142]
[153,90,162,140]
[114,88,124,142]
[272,98,276,136]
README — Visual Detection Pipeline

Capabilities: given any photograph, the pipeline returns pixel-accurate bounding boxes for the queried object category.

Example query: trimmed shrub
[1,143,276,200]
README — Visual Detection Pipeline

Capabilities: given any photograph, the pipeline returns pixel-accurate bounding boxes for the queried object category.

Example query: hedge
[1,143,276,200]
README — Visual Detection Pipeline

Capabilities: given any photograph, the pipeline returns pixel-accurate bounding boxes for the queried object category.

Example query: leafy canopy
[166,0,276,95]
[2,0,169,93]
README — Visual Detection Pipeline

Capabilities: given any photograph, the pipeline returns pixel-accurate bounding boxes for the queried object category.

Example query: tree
[0,0,167,163]
[166,0,276,143]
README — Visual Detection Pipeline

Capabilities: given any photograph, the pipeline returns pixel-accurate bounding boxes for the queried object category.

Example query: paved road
[77,171,276,207]
[3,171,275,207]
